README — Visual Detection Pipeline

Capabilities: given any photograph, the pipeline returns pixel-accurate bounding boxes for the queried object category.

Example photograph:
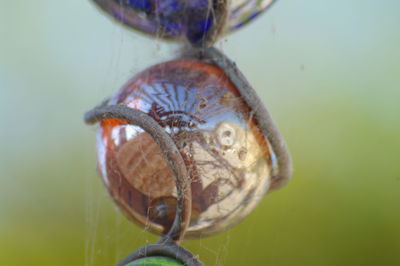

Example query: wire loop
[85,104,192,242]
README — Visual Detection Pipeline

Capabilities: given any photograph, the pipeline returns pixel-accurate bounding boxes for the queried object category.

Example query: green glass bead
[125,256,184,266]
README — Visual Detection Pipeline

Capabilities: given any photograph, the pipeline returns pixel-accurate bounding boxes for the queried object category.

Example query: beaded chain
[84,1,292,265]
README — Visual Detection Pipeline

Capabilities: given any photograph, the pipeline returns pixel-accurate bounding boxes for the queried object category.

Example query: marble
[97,59,278,238]
[125,256,183,266]
[92,0,275,46]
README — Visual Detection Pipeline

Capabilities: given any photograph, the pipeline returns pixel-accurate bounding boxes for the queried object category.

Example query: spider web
[83,3,233,266]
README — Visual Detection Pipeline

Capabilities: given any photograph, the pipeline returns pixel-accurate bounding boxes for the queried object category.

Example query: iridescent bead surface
[97,59,278,238]
[92,0,275,45]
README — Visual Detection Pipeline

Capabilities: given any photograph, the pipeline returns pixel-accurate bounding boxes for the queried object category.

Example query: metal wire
[85,105,192,243]
[84,46,291,266]
[183,47,292,189]
[116,242,203,266]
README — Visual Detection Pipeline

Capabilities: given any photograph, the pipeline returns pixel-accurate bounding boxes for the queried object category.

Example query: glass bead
[92,0,275,45]
[125,256,183,266]
[97,59,278,238]
[229,0,275,30]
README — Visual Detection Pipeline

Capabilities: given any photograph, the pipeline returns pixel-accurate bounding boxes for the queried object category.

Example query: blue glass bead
[93,0,275,46]
[123,0,151,11]
[228,0,276,30]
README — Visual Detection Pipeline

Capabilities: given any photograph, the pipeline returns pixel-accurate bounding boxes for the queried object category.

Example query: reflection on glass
[97,59,277,238]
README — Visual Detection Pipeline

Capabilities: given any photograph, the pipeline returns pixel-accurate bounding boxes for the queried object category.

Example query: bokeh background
[1,1,399,265]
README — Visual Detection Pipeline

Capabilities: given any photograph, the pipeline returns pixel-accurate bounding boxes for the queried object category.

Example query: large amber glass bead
[97,59,278,238]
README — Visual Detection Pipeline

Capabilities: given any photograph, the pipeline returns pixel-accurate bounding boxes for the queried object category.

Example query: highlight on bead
[91,0,276,46]
[85,47,291,239]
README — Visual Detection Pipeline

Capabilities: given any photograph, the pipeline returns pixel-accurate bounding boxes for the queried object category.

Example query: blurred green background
[1,1,399,265]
